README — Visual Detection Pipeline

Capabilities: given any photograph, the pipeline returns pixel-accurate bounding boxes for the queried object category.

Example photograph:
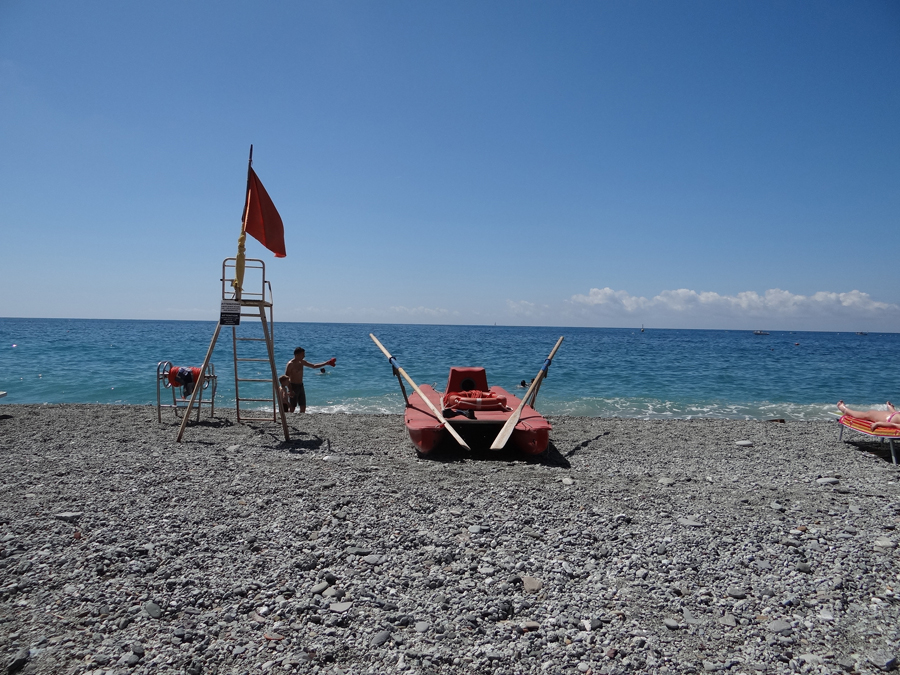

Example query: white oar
[490,336,564,450]
[370,334,471,451]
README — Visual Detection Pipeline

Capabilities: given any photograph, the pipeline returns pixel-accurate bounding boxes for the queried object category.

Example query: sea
[0,318,897,420]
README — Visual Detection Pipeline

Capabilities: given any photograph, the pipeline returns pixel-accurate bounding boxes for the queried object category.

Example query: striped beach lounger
[838,414,900,464]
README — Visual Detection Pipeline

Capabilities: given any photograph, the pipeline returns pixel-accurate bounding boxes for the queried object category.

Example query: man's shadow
[278,429,327,454]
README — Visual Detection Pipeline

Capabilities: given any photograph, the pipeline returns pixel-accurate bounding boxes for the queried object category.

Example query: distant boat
[856,331,868,335]
[641,324,644,333]
[753,330,770,336]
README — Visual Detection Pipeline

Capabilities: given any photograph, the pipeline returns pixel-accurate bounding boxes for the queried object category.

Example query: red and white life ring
[443,390,508,411]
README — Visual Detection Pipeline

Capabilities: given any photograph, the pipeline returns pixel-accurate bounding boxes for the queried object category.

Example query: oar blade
[490,407,522,450]
[489,336,564,451]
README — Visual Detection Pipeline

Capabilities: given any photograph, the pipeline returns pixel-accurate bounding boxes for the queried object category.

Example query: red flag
[243,168,286,257]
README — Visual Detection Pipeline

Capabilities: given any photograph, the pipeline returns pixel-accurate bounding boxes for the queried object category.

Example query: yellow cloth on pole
[231,231,247,298]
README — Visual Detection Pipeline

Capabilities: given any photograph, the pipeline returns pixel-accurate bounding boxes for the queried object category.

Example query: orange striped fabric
[839,414,900,439]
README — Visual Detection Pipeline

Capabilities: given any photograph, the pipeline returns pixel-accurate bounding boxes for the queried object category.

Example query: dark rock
[7,648,29,674]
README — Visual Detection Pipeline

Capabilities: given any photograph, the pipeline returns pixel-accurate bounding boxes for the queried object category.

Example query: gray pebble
[718,613,737,627]
[329,602,352,613]
[768,620,792,635]
[370,630,391,647]
[868,651,898,671]
[678,518,703,527]
[142,601,162,619]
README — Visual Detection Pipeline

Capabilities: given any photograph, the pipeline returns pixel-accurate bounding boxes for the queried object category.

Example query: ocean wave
[537,397,838,420]
[233,395,840,421]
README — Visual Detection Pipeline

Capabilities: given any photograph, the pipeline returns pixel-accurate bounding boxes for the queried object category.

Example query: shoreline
[0,401,847,423]
[1,405,899,673]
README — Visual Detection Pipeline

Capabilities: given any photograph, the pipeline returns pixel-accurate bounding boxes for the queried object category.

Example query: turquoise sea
[0,318,897,420]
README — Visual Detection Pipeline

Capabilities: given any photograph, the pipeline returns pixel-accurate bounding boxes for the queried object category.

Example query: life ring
[443,390,508,411]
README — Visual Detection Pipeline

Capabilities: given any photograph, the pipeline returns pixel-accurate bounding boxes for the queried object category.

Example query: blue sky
[2,1,898,331]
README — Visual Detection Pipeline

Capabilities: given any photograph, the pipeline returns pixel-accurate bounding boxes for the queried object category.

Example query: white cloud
[565,287,900,330]
[388,305,456,317]
[507,299,551,317]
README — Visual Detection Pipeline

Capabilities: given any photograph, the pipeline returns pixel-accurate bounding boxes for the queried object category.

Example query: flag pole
[231,144,254,300]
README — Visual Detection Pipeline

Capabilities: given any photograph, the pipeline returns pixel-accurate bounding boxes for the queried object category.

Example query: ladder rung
[240,312,264,317]
[235,337,267,342]
[237,397,275,402]
[236,358,269,362]
[237,378,273,383]
[238,417,277,422]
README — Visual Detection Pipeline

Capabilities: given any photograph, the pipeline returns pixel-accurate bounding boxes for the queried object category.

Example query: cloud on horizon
[562,287,900,330]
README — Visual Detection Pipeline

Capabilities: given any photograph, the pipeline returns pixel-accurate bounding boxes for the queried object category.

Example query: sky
[1,1,898,331]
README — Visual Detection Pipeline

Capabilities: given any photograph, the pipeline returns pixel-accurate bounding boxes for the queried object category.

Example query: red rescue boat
[405,366,551,456]
[370,334,563,457]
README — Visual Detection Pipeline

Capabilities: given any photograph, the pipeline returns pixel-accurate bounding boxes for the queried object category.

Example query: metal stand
[156,361,217,422]
[176,257,289,442]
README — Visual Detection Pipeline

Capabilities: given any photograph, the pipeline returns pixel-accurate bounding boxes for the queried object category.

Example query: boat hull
[404,384,551,456]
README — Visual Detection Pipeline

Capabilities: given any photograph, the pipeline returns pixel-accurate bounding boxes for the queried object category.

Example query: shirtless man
[837,400,900,432]
[285,347,336,413]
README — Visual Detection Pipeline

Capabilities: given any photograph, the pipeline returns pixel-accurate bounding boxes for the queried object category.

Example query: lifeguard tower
[176,146,290,442]
[176,257,289,442]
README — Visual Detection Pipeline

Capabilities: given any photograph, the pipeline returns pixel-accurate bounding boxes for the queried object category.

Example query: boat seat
[445,367,488,394]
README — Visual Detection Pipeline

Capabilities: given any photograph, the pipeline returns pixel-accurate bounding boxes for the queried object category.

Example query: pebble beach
[2,405,900,675]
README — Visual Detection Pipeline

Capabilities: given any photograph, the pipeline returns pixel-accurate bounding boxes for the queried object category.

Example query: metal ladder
[232,295,278,423]
[176,257,289,442]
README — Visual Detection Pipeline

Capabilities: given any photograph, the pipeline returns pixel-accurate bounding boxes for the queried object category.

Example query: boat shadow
[422,440,571,468]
